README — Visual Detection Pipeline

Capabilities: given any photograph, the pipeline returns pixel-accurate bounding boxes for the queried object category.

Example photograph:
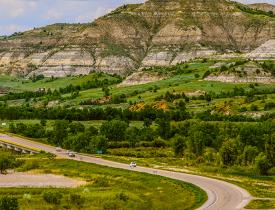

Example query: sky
[0,0,274,36]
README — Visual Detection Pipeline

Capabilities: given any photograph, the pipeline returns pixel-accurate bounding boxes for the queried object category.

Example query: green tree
[173,135,187,157]
[219,139,238,166]
[0,153,15,174]
[89,135,108,154]
[255,153,272,175]
[156,118,171,139]
[242,145,259,166]
[125,127,139,147]
[100,120,128,141]
[86,126,98,136]
[49,120,69,146]
[265,134,275,166]
[69,122,85,134]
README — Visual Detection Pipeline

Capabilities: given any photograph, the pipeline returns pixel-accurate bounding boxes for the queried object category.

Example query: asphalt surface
[0,133,252,210]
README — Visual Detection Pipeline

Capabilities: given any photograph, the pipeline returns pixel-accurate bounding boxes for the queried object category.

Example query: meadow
[0,150,206,210]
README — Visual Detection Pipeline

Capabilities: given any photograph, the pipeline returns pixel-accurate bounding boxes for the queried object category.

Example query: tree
[89,135,108,154]
[86,126,98,136]
[265,134,275,166]
[156,118,171,139]
[125,127,139,147]
[219,139,238,166]
[153,137,167,148]
[0,196,19,210]
[69,133,91,153]
[69,122,85,134]
[173,135,187,157]
[100,120,128,141]
[242,145,258,166]
[49,120,69,146]
[0,153,15,174]
[255,153,272,175]
[40,119,47,126]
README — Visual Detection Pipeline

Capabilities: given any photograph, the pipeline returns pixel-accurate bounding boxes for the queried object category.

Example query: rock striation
[0,0,274,77]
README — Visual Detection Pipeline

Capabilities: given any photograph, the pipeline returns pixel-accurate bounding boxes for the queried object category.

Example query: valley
[0,0,274,209]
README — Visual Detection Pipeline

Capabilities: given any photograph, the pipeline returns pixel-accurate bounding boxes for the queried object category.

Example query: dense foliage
[8,118,275,175]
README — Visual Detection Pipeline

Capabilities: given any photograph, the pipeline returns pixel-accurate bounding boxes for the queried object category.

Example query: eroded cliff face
[205,61,275,84]
[248,3,275,13]
[0,0,274,77]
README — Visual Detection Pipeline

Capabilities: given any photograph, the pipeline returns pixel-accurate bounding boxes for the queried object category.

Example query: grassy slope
[0,151,206,210]
[0,73,117,92]
[100,152,275,209]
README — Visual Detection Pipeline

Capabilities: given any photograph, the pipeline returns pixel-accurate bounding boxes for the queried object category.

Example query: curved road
[0,133,252,210]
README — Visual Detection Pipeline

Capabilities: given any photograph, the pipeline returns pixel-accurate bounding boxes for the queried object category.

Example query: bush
[255,153,272,175]
[116,192,129,202]
[69,193,85,208]
[0,153,16,174]
[0,196,19,210]
[43,191,63,205]
[19,160,39,171]
[136,141,153,148]
[152,138,167,148]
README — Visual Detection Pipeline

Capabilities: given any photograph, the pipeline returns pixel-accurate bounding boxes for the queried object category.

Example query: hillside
[0,0,274,78]
[248,3,275,13]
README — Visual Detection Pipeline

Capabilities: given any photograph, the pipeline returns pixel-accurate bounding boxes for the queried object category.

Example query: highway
[0,133,252,210]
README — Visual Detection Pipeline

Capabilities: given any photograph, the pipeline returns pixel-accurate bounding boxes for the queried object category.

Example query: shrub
[116,192,129,202]
[152,138,167,148]
[0,196,19,210]
[0,153,16,174]
[69,194,85,208]
[43,191,63,205]
[255,153,272,175]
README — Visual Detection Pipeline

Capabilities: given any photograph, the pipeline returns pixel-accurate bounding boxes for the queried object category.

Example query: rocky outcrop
[0,0,274,77]
[248,3,275,13]
[205,62,275,84]
[120,71,165,86]
[246,39,275,60]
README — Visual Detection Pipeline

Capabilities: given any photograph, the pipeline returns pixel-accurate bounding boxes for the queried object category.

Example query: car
[130,162,137,168]
[56,147,62,152]
[68,152,76,157]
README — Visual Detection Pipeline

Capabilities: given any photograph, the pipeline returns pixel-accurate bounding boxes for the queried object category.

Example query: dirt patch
[0,172,85,188]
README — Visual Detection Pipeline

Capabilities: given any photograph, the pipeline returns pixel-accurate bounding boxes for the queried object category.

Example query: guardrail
[0,139,40,154]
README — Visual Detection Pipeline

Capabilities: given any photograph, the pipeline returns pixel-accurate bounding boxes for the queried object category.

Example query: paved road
[0,133,252,210]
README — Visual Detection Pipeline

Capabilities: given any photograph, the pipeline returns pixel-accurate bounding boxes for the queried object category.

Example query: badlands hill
[0,0,274,78]
[248,3,275,13]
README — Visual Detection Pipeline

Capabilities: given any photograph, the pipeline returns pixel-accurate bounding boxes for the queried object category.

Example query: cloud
[0,0,37,18]
[0,24,30,34]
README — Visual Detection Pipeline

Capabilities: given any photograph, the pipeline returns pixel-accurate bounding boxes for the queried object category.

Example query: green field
[0,72,118,92]
[0,150,206,210]
[100,149,275,209]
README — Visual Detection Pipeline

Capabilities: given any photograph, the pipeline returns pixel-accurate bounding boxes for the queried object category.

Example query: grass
[0,73,117,92]
[1,60,275,117]
[0,151,207,210]
[100,148,275,209]
[245,199,275,209]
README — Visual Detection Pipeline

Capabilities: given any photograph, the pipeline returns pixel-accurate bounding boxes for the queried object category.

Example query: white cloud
[0,0,37,18]
[43,9,63,20]
[0,24,30,34]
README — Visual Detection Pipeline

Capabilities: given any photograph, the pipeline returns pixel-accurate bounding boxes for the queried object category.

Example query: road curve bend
[0,133,252,210]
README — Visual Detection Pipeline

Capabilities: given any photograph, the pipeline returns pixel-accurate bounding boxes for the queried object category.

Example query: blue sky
[0,0,274,36]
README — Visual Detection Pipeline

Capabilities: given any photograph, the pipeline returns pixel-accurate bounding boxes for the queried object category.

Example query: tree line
[8,119,275,175]
[0,76,122,101]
